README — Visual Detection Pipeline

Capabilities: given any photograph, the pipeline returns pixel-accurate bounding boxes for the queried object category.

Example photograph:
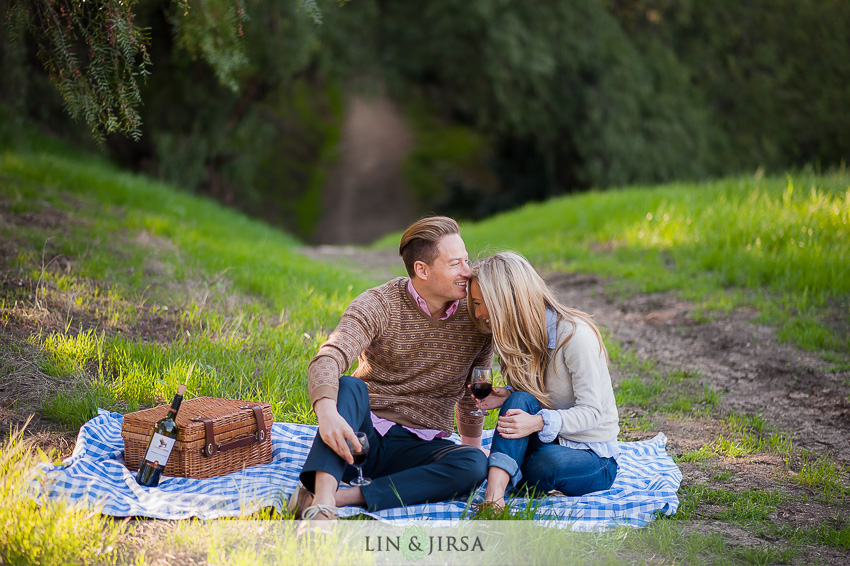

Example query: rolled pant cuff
[488,452,522,487]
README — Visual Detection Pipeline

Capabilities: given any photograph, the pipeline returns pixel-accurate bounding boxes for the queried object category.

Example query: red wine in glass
[346,432,371,486]
[471,382,493,399]
[470,366,493,416]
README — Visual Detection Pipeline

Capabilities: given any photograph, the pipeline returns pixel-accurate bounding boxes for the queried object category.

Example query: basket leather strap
[200,406,269,458]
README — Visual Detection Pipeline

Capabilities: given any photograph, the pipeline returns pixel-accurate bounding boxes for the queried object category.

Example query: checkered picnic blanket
[29,410,681,529]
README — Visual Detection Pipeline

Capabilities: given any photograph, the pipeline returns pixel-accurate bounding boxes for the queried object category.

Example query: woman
[468,251,619,510]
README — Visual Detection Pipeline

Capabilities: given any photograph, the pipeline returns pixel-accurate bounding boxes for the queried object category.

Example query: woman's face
[469,279,491,328]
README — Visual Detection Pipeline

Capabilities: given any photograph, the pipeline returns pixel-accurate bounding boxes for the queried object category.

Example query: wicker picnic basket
[122,397,273,479]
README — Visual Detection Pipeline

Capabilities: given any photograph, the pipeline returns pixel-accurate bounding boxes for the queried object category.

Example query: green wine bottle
[136,384,186,487]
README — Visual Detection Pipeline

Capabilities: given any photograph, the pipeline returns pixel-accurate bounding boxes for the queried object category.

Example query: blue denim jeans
[488,391,618,496]
[300,376,488,511]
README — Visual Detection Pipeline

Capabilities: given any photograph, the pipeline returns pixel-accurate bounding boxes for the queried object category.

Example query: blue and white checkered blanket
[29,410,681,529]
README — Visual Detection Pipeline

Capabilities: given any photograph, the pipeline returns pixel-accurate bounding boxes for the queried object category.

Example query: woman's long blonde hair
[469,251,607,408]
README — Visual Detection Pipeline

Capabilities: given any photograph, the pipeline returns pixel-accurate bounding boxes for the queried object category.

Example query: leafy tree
[606,0,850,172]
[5,0,155,143]
[3,0,323,144]
[3,0,847,237]
[370,0,720,212]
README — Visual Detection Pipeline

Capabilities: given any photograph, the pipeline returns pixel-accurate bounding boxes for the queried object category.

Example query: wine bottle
[135,384,186,487]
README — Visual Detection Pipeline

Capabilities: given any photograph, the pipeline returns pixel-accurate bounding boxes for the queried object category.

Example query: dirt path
[298,246,850,466]
[313,94,417,245]
[546,271,850,465]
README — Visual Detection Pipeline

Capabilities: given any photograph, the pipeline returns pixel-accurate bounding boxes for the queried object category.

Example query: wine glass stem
[358,468,364,483]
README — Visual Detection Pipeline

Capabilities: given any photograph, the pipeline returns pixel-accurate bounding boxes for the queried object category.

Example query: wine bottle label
[144,433,176,466]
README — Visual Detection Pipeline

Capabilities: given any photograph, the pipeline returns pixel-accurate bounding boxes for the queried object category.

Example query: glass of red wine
[469,366,493,416]
[346,432,371,486]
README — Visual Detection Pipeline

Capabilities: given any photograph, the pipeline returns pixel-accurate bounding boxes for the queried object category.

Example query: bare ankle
[484,493,505,504]
[335,486,365,508]
[313,472,339,508]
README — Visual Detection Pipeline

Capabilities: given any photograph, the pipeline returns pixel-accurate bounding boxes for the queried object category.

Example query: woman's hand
[469,385,512,411]
[497,409,544,439]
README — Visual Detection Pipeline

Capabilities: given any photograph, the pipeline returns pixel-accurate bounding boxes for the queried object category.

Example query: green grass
[675,485,786,523]
[676,411,794,464]
[735,545,799,565]
[2,119,849,565]
[776,516,850,551]
[377,170,850,353]
[791,450,848,501]
[40,387,100,430]
[0,420,126,565]
[609,341,720,417]
[1,147,377,421]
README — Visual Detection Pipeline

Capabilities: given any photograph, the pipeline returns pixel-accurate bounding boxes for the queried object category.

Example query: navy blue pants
[299,376,488,511]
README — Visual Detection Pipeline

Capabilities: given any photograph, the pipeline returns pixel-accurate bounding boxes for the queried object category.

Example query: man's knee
[330,375,372,425]
[337,375,369,401]
[447,446,488,487]
[500,390,540,415]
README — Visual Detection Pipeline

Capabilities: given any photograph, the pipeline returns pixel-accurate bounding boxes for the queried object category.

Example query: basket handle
[196,406,268,457]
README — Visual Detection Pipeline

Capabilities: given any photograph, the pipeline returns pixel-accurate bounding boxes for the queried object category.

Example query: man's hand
[497,409,544,439]
[314,398,361,465]
[469,385,511,411]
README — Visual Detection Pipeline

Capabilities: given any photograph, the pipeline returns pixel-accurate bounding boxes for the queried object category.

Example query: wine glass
[345,432,371,486]
[469,366,493,416]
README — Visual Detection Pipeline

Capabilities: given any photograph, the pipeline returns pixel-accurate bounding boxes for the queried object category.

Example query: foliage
[0,421,126,565]
[608,0,850,174]
[5,0,151,143]
[1,0,321,145]
[372,0,721,208]
[5,1,849,237]
[169,0,250,92]
[103,0,338,240]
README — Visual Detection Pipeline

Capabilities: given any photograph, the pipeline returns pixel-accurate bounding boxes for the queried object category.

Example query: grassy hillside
[0,125,384,563]
[377,171,850,355]
[1,134,378,427]
[2,123,848,564]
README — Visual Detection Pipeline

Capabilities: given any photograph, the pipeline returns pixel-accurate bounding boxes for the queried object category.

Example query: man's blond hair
[398,216,460,277]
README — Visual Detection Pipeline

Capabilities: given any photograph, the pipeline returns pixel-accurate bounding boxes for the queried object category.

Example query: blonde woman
[468,252,620,510]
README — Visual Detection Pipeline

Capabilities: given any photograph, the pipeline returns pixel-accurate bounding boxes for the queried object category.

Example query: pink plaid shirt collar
[407,279,459,320]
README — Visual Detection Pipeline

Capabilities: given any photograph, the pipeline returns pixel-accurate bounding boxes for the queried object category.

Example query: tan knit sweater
[308,278,493,437]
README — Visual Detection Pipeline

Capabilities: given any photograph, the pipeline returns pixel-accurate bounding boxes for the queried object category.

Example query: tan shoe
[301,504,339,520]
[286,482,314,519]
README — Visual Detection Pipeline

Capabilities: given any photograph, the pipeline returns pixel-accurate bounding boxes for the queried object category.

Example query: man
[288,216,493,520]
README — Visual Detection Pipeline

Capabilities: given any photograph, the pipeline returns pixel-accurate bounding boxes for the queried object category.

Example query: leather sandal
[301,504,339,521]
[286,482,314,519]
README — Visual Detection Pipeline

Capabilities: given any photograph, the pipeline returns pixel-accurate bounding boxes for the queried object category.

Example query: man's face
[419,233,472,304]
